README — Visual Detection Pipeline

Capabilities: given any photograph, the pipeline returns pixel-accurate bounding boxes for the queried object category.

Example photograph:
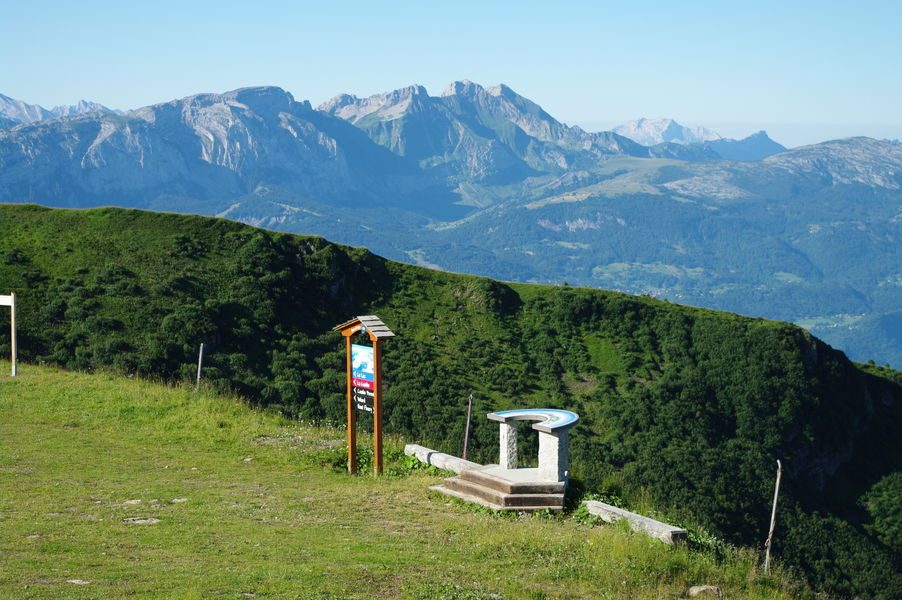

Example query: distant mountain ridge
[320,80,653,185]
[0,82,899,366]
[614,117,722,146]
[0,92,116,126]
[0,86,448,215]
[612,117,787,161]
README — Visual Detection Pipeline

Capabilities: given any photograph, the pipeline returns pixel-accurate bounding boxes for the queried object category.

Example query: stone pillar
[538,429,569,482]
[499,422,518,469]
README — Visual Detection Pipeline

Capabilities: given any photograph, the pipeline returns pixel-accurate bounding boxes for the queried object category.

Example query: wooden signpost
[0,292,16,377]
[333,315,395,475]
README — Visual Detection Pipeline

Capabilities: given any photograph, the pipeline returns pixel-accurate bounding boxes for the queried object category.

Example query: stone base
[431,468,565,512]
[584,500,688,545]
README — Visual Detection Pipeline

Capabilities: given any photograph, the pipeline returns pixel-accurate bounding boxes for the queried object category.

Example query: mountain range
[0,82,899,366]
[614,117,722,145]
[0,92,116,125]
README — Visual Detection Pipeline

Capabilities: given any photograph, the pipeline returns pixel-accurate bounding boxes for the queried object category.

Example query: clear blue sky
[2,0,900,146]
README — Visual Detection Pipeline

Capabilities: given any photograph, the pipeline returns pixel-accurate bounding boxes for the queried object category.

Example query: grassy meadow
[0,362,803,599]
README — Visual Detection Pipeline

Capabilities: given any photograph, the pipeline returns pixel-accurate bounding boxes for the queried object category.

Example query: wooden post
[1,293,15,377]
[195,342,204,391]
[10,292,16,377]
[346,335,357,474]
[373,337,383,475]
[764,459,783,574]
[462,393,473,460]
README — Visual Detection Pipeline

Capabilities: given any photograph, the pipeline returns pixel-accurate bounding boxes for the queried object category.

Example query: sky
[2,0,900,147]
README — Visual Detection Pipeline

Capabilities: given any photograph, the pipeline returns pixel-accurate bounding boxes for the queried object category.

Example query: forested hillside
[1,204,900,598]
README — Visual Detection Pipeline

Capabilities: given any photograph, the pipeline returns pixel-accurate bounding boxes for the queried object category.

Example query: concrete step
[440,476,564,509]
[430,484,564,513]
[459,468,565,495]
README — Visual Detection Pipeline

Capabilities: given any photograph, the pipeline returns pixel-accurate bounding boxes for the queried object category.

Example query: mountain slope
[0,204,900,597]
[707,130,787,161]
[0,92,52,124]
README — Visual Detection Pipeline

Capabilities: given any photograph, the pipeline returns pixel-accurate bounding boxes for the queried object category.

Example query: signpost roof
[332,315,396,339]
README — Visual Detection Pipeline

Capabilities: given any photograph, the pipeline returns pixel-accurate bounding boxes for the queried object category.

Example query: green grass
[0,363,802,599]
[583,334,624,376]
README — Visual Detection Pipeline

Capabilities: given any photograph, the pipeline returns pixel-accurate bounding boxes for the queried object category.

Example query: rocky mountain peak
[485,83,515,98]
[614,117,722,146]
[0,93,52,124]
[220,86,302,113]
[441,79,486,98]
[0,93,117,126]
[49,100,115,118]
[318,84,430,123]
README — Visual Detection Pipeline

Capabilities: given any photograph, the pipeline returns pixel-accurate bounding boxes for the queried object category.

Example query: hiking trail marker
[0,292,17,377]
[333,315,395,475]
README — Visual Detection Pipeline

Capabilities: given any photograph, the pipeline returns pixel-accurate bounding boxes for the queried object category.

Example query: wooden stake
[10,292,16,377]
[346,335,357,474]
[764,459,783,574]
[373,337,383,475]
[195,343,204,390]
[462,393,473,460]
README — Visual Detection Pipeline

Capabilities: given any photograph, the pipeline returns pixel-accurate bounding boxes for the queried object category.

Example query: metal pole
[10,292,16,377]
[373,338,383,475]
[346,335,357,474]
[195,343,204,391]
[764,459,783,574]
[462,393,473,460]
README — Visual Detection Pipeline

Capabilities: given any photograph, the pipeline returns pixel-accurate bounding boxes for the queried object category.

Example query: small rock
[243,457,253,462]
[171,498,188,504]
[122,517,160,525]
[688,585,722,598]
[26,534,40,540]
[123,499,142,506]
[67,580,91,585]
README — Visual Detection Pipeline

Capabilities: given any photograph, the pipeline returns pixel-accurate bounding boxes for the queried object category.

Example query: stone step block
[440,476,564,509]
[458,468,565,495]
[430,484,564,513]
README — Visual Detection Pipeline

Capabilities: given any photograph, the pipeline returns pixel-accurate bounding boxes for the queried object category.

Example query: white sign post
[0,292,16,376]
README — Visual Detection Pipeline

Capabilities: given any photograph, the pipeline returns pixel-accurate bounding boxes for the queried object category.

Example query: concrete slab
[584,500,688,545]
[480,466,545,483]
[404,444,484,473]
[430,484,564,513]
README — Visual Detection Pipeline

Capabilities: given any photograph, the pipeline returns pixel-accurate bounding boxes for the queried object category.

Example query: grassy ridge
[1,204,900,597]
[0,363,800,599]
